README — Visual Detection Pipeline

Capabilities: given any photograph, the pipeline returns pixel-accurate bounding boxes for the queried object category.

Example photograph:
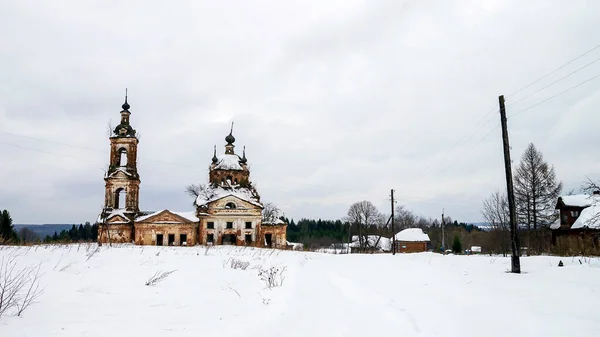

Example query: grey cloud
[1,0,599,224]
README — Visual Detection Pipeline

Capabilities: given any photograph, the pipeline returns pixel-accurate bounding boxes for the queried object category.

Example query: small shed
[393,228,430,253]
[470,246,482,254]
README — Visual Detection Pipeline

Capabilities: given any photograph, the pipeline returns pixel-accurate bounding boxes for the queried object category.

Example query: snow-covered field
[1,244,599,337]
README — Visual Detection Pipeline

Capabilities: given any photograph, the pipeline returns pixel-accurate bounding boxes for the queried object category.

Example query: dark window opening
[180,234,187,246]
[168,234,175,246]
[156,234,163,246]
[207,233,214,243]
[222,234,236,245]
[265,233,272,248]
[115,188,126,209]
[245,234,252,244]
[245,222,252,229]
[207,221,214,229]
[225,202,236,209]
[226,222,233,229]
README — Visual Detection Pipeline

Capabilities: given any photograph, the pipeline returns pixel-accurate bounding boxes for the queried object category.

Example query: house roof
[393,228,430,242]
[349,235,391,251]
[571,202,600,230]
[135,209,199,223]
[557,194,599,208]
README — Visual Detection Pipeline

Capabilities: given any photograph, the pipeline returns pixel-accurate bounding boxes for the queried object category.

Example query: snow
[213,154,244,171]
[393,228,430,242]
[559,194,599,208]
[571,202,600,229]
[471,246,482,253]
[349,235,391,251]
[195,185,262,208]
[1,244,600,337]
[96,209,132,223]
[136,210,199,222]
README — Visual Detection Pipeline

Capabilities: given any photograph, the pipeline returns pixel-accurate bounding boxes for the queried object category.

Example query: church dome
[225,132,235,144]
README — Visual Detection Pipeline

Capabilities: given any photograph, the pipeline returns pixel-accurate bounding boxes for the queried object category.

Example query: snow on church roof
[195,185,263,208]
[393,228,430,242]
[213,154,244,171]
[136,210,199,222]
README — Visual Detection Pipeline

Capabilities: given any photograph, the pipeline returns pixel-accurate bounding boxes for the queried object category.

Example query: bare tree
[262,202,281,224]
[345,201,380,249]
[18,228,38,243]
[581,177,600,194]
[514,143,562,253]
[0,256,43,318]
[185,183,204,199]
[395,205,416,231]
[580,177,600,228]
[481,190,511,256]
[16,264,43,316]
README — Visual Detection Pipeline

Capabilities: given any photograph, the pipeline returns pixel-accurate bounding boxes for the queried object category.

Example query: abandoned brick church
[96,94,287,248]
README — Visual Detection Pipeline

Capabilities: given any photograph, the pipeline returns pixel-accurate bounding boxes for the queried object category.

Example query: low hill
[13,224,75,238]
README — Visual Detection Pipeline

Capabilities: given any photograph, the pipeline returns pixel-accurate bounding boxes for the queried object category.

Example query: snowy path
[267,255,424,337]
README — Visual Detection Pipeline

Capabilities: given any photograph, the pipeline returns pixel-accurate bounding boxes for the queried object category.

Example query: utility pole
[391,189,396,255]
[441,209,445,253]
[499,95,521,273]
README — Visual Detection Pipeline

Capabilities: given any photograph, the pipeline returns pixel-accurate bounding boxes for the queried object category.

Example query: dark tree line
[43,222,99,243]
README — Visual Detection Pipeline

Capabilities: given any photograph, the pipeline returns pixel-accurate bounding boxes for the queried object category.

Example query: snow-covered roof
[558,194,599,208]
[571,202,600,230]
[263,218,286,225]
[135,210,199,223]
[393,228,430,242]
[349,235,391,251]
[213,154,245,171]
[195,185,263,208]
[471,246,482,252]
[96,209,132,223]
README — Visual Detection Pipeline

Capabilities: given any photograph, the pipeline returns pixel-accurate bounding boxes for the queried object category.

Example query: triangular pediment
[106,214,130,223]
[208,195,262,210]
[108,170,131,179]
[136,210,196,224]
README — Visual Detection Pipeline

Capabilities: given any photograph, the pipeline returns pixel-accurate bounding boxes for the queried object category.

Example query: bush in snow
[144,270,176,286]
[223,258,250,270]
[258,265,287,289]
[0,256,43,318]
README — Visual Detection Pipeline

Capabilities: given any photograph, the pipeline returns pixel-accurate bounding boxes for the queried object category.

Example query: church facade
[96,95,287,248]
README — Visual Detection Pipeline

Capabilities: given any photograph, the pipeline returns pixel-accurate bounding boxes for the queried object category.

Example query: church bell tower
[103,90,141,220]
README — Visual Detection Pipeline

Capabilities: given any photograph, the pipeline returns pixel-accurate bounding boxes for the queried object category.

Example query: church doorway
[156,234,163,246]
[222,234,236,245]
[265,234,272,248]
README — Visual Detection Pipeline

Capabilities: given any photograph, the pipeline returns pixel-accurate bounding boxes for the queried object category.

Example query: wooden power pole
[441,209,445,253]
[499,95,521,273]
[391,189,396,255]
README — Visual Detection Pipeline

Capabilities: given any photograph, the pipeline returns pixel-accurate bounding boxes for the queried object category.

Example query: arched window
[225,202,236,209]
[118,148,127,167]
[115,188,126,209]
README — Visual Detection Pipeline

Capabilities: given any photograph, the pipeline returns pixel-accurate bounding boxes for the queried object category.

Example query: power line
[420,105,498,176]
[509,71,600,119]
[0,130,201,170]
[433,123,501,178]
[508,42,600,98]
[507,54,600,107]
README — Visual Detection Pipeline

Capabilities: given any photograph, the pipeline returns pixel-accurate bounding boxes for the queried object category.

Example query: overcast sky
[1,0,599,224]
